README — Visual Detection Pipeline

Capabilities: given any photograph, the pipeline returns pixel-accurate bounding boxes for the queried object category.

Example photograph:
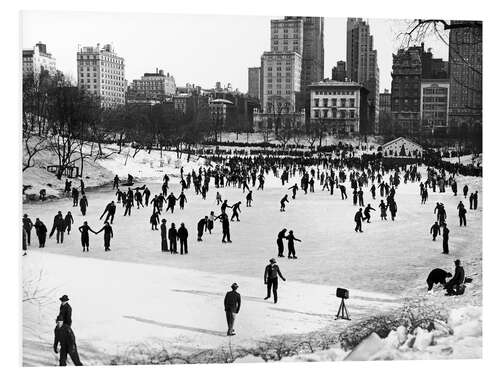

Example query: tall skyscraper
[77,43,126,108]
[285,16,324,90]
[448,20,482,131]
[346,18,379,132]
[248,67,261,102]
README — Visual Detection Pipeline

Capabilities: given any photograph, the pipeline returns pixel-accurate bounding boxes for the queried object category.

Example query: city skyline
[21,11,449,94]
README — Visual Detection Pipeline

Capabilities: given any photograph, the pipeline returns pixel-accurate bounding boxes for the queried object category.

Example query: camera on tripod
[335,288,350,320]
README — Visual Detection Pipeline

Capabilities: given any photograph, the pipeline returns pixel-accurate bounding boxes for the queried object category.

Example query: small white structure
[382,137,423,158]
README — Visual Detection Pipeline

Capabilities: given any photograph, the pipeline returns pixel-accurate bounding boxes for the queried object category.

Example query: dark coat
[224,290,241,313]
[59,303,72,327]
[264,264,285,282]
[53,324,76,352]
[178,226,188,240]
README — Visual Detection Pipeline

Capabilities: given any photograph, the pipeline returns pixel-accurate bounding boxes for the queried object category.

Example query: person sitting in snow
[445,259,466,295]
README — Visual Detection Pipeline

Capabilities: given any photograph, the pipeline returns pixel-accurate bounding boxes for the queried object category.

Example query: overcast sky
[21,11,449,93]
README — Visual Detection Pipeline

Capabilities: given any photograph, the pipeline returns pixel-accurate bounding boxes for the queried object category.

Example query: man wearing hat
[224,283,241,336]
[445,259,465,295]
[59,295,72,327]
[264,258,286,303]
[160,219,168,252]
[53,315,82,366]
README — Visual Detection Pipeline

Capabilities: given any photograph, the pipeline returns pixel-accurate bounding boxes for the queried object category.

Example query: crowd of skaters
[22,148,482,358]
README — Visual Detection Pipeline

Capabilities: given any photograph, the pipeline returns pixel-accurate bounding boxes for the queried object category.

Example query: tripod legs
[336,298,350,320]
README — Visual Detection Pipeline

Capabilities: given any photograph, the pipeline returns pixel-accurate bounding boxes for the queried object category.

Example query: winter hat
[59,295,69,302]
[231,283,239,290]
[270,258,276,264]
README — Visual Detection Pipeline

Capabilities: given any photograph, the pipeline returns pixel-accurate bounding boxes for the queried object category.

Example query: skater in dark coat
[79,194,88,216]
[160,219,168,252]
[166,193,178,214]
[150,212,160,230]
[288,184,299,199]
[216,212,231,243]
[143,187,151,206]
[178,223,188,254]
[285,230,301,259]
[276,228,287,257]
[49,211,66,244]
[442,223,450,254]
[113,175,120,189]
[34,218,47,248]
[71,188,79,207]
[458,204,467,227]
[100,201,116,224]
[354,208,364,232]
[230,201,242,221]
[178,192,188,210]
[246,191,253,207]
[22,214,33,245]
[280,194,289,212]
[78,221,95,252]
[224,283,241,336]
[363,204,375,223]
[378,200,387,220]
[168,223,178,253]
[426,268,452,291]
[123,197,133,216]
[95,222,113,251]
[64,212,74,234]
[388,200,398,221]
[430,222,441,241]
[264,258,286,303]
[197,216,208,241]
[53,317,82,366]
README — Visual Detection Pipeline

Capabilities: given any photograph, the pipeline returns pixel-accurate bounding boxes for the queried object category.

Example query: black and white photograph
[11,0,489,370]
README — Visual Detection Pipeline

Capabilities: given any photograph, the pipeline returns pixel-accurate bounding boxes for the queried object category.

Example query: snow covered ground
[23,142,206,199]
[22,162,482,365]
[442,153,482,167]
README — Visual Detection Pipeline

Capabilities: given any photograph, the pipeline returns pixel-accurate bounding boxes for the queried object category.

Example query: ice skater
[285,230,301,259]
[95,221,113,251]
[78,221,96,252]
[280,194,289,212]
[264,258,286,303]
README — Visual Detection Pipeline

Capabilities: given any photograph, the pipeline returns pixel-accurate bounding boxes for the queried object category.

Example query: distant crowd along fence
[46,165,80,178]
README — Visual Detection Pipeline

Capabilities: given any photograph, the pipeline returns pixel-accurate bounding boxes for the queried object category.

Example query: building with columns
[77,43,126,107]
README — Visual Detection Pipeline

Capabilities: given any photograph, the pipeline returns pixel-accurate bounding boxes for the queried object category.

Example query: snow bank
[282,305,482,362]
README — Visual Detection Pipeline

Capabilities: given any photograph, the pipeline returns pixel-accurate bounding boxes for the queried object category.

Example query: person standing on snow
[224,283,241,336]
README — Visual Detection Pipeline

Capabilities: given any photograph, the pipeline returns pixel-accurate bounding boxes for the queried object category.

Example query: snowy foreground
[22,155,482,365]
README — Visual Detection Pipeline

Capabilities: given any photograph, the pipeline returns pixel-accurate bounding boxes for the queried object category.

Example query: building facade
[346,18,379,132]
[420,80,450,135]
[22,42,57,78]
[391,43,450,136]
[332,61,347,82]
[77,44,126,107]
[284,16,324,92]
[127,68,175,103]
[379,89,391,114]
[448,20,482,132]
[391,46,423,135]
[248,67,261,102]
[309,80,369,134]
[261,51,302,113]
